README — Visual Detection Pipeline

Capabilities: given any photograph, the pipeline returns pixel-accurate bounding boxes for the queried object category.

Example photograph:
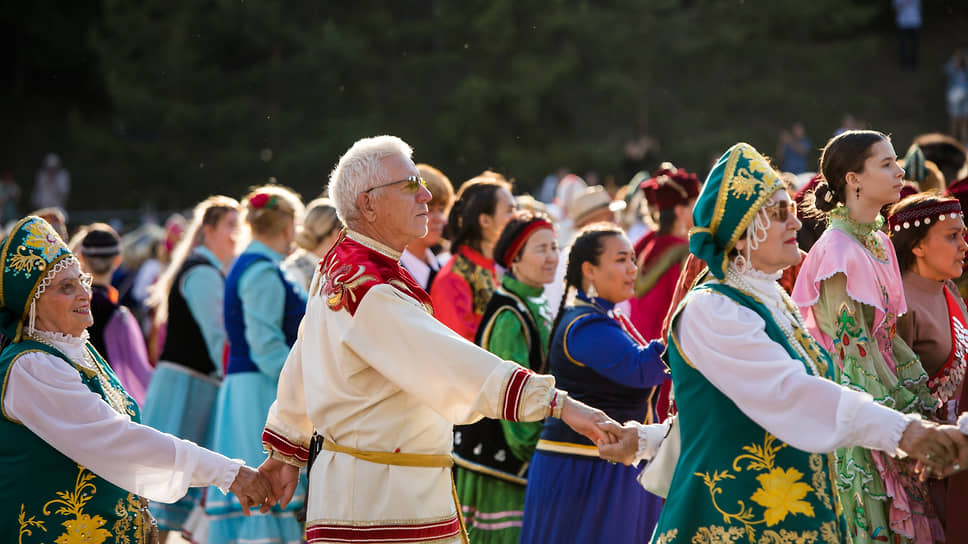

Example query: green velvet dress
[454,275,551,544]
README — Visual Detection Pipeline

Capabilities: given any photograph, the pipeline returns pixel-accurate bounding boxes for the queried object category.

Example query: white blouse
[632,266,917,461]
[3,330,241,503]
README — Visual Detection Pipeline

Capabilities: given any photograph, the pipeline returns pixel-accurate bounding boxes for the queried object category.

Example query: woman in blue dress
[141,195,240,541]
[206,185,308,544]
[520,222,667,543]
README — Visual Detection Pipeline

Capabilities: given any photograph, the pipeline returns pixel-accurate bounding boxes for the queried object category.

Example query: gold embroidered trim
[535,439,599,457]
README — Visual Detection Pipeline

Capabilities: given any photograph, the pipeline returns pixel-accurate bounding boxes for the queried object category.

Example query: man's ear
[356,192,378,223]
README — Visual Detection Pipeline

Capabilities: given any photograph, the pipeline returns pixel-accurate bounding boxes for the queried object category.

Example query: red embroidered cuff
[262,427,310,466]
[501,367,534,422]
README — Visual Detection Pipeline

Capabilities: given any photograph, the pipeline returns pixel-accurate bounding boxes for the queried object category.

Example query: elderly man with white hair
[257,136,616,544]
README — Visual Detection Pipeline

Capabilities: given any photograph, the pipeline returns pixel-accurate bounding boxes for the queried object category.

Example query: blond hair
[295,197,341,251]
[149,195,240,325]
[242,183,304,237]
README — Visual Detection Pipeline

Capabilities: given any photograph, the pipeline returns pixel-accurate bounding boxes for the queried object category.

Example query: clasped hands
[898,419,968,481]
[227,456,301,515]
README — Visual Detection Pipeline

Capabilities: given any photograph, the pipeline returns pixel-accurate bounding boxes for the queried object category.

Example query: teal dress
[454,274,551,544]
[652,282,848,543]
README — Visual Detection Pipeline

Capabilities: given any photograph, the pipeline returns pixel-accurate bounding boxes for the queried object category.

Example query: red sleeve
[430,271,477,342]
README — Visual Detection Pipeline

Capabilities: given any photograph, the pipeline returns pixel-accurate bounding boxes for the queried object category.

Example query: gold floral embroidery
[6,246,47,275]
[654,528,678,544]
[21,219,67,261]
[452,254,496,316]
[696,433,817,540]
[728,148,774,201]
[323,263,377,311]
[17,465,145,544]
[756,529,818,543]
[818,521,839,544]
[18,504,46,544]
[40,467,112,544]
[750,468,815,526]
[112,494,153,544]
[808,455,831,510]
[694,525,747,543]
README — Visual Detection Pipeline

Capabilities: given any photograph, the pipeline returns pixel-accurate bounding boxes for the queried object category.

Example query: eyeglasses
[762,200,797,222]
[363,176,428,194]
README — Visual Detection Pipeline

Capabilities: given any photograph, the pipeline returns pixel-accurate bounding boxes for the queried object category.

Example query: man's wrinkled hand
[596,421,639,465]
[559,396,619,447]
[228,466,274,516]
[257,456,301,512]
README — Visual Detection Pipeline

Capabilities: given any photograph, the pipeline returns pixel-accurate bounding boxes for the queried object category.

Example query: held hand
[560,396,620,447]
[257,456,301,512]
[596,421,640,465]
[228,465,273,516]
[927,426,968,478]
[898,420,958,479]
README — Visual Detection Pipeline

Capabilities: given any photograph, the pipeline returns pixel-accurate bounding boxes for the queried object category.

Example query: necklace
[27,334,133,417]
[724,266,827,378]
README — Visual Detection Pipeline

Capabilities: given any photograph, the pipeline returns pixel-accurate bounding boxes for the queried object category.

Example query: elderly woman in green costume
[598,143,968,543]
[0,216,271,544]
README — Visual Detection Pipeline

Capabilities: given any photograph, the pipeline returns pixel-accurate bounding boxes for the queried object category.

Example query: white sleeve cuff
[630,421,670,465]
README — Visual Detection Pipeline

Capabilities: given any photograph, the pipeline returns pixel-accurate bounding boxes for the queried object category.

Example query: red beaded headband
[887,199,963,232]
[502,220,553,266]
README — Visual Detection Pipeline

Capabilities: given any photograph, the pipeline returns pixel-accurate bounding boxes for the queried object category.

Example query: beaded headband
[887,199,964,232]
[501,220,553,268]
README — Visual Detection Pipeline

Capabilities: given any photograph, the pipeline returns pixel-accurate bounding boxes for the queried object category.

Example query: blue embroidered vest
[0,340,153,544]
[651,283,847,543]
[224,252,306,375]
[539,301,652,451]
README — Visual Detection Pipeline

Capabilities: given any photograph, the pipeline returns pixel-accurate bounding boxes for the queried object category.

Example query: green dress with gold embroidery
[794,207,941,543]
[652,282,847,544]
[0,340,154,544]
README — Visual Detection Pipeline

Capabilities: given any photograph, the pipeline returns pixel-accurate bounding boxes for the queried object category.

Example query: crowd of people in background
[3,117,968,544]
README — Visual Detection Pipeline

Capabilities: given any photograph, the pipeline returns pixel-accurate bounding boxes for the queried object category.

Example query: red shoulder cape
[319,231,434,316]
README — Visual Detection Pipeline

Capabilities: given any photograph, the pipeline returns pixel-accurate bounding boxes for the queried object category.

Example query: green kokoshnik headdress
[689,143,785,280]
[0,216,75,342]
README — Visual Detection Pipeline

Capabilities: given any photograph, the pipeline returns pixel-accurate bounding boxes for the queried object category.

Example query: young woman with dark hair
[889,191,968,541]
[430,172,515,341]
[519,223,666,543]
[793,130,944,542]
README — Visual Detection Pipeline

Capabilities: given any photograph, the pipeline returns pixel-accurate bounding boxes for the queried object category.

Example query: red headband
[502,220,553,267]
[887,199,963,232]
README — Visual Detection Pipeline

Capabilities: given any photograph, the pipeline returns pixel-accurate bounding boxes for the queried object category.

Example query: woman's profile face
[746,190,803,274]
[205,209,239,265]
[512,228,559,288]
[850,139,905,209]
[33,263,94,337]
[913,215,968,281]
[584,234,637,304]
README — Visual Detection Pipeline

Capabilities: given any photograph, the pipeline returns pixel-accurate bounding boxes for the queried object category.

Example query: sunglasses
[762,200,797,222]
[363,176,428,194]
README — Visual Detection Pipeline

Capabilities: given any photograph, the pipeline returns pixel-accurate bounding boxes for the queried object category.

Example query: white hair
[328,135,414,225]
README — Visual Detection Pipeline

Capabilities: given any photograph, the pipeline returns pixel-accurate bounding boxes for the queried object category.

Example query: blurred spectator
[400,164,455,291]
[550,174,588,246]
[777,122,812,174]
[281,197,342,292]
[622,133,660,183]
[132,214,186,318]
[914,133,968,184]
[893,0,922,70]
[537,166,568,204]
[833,113,858,137]
[946,49,968,143]
[0,170,21,224]
[30,206,68,241]
[77,223,153,406]
[901,143,945,191]
[31,153,70,210]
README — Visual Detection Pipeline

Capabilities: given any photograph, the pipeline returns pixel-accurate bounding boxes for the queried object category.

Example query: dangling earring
[855,186,861,200]
[733,254,748,273]
[586,284,599,299]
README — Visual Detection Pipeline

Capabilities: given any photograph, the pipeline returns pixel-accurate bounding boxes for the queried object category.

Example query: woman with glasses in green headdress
[0,216,272,544]
[597,143,968,543]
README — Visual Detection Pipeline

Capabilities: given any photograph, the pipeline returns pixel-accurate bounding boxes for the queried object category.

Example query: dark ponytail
[549,223,625,349]
[801,130,890,221]
[445,172,512,254]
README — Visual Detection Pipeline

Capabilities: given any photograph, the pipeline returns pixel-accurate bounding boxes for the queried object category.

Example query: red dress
[429,245,498,342]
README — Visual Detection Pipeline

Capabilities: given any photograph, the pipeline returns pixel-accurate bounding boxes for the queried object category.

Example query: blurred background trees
[1,0,966,211]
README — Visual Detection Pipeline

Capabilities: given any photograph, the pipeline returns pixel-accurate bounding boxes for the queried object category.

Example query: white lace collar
[28,329,94,369]
[724,264,784,308]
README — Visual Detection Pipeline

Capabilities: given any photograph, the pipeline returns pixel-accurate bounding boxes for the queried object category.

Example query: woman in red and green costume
[0,216,270,544]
